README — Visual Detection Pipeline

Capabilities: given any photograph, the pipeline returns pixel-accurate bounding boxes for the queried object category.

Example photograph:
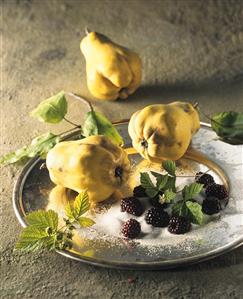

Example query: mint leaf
[163,189,177,203]
[162,160,176,176]
[156,174,168,190]
[30,91,67,123]
[26,210,58,231]
[172,200,189,217]
[186,201,204,225]
[165,176,176,192]
[140,172,158,198]
[83,111,123,146]
[77,217,95,227]
[73,191,90,218]
[182,182,203,201]
[150,171,162,178]
[65,201,75,222]
[15,226,55,252]
[0,132,60,165]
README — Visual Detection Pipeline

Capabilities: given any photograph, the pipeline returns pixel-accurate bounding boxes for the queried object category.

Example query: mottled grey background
[1,0,243,298]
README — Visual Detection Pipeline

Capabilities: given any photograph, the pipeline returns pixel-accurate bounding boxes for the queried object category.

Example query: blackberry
[149,192,168,209]
[133,185,147,197]
[205,183,228,200]
[202,197,221,215]
[195,172,215,188]
[168,216,191,234]
[121,197,144,216]
[145,207,170,227]
[121,219,141,239]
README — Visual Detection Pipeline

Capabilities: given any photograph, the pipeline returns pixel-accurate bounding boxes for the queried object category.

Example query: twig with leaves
[0,91,124,165]
[16,191,94,252]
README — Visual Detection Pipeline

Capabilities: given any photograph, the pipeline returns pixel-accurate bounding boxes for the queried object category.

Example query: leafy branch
[16,191,94,252]
[0,91,124,165]
[140,160,205,225]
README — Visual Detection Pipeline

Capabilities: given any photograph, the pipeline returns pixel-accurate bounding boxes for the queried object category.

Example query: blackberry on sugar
[168,216,191,234]
[121,219,141,239]
[202,197,221,215]
[145,207,170,227]
[195,172,215,188]
[121,197,144,216]
[133,185,147,197]
[205,183,228,200]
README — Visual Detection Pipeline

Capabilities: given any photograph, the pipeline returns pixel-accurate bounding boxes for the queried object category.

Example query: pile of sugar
[76,168,223,247]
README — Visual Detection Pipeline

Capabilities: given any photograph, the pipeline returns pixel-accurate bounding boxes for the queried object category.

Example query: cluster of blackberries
[121,172,229,239]
[121,187,190,238]
[195,172,229,215]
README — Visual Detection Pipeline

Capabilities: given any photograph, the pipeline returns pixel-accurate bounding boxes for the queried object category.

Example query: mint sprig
[141,161,206,224]
[65,191,95,227]
[16,192,95,253]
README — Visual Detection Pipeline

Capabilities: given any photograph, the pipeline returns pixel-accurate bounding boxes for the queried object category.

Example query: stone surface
[1,0,243,298]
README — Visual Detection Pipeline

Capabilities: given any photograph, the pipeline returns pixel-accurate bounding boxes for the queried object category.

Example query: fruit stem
[63,117,81,128]
[85,26,91,35]
[67,92,94,112]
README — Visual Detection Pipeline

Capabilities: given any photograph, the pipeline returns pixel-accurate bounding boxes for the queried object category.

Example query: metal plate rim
[12,122,243,270]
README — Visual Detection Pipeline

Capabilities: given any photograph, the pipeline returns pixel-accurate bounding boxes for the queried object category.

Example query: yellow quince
[46,135,131,203]
[80,32,142,101]
[128,101,200,162]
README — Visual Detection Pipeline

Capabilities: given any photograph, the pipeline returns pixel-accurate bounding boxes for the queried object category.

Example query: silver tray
[13,121,243,270]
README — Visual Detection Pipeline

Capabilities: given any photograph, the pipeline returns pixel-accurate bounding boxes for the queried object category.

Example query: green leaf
[26,210,58,231]
[162,160,176,176]
[65,201,75,222]
[156,174,168,191]
[172,200,189,217]
[165,176,176,192]
[186,201,204,225]
[73,191,90,218]
[82,111,123,146]
[0,132,60,165]
[15,226,55,252]
[150,171,162,178]
[211,111,243,144]
[140,172,158,198]
[163,189,177,203]
[30,91,67,124]
[77,217,95,228]
[182,182,203,201]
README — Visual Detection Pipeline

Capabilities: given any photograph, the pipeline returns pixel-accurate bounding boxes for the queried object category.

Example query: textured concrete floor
[1,0,243,298]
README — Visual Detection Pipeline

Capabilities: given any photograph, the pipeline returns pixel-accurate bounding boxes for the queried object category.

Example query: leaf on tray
[211,111,243,144]
[162,160,176,176]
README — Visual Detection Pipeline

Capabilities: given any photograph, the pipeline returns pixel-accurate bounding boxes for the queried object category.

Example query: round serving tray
[13,121,243,270]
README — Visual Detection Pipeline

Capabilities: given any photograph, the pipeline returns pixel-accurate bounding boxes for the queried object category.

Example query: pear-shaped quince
[46,135,131,203]
[128,101,200,162]
[80,32,142,101]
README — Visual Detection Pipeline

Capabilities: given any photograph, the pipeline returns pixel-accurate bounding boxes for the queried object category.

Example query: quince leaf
[0,132,60,165]
[30,91,67,123]
[211,111,243,144]
[82,111,124,146]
